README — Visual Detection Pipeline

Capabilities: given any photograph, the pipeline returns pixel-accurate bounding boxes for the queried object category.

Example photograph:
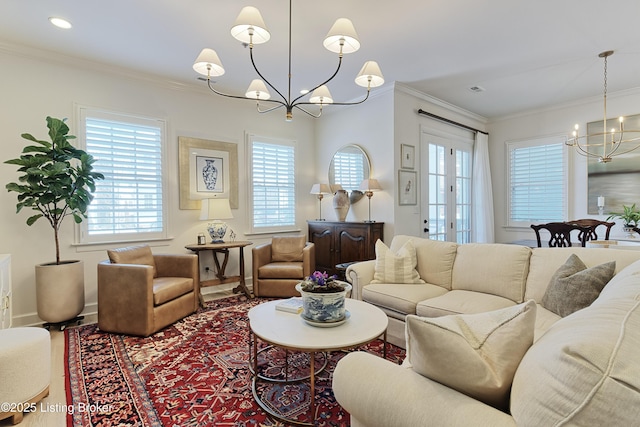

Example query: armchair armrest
[97,261,155,335]
[346,260,375,300]
[302,242,315,276]
[252,243,273,282]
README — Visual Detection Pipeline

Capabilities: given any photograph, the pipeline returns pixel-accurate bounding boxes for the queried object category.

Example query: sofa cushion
[541,254,615,317]
[405,300,536,410]
[452,243,530,303]
[525,247,640,302]
[363,283,448,317]
[533,304,561,342]
[390,235,458,290]
[371,239,425,284]
[271,236,306,262]
[511,296,640,426]
[416,290,516,317]
[152,277,194,306]
[258,262,303,279]
[108,245,157,278]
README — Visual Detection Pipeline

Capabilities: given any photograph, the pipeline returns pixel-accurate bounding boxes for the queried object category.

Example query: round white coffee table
[248,298,388,426]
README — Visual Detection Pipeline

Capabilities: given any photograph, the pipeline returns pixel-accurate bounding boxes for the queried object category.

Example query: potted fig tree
[5,116,104,328]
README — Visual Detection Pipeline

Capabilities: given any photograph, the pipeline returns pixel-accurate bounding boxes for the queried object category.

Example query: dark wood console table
[307,221,383,276]
[185,241,253,303]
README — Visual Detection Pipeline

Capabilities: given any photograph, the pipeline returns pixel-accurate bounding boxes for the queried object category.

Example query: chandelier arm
[572,138,604,158]
[205,78,263,102]
[292,104,322,118]
[606,138,640,157]
[290,55,344,106]
[294,88,371,109]
[249,45,289,106]
[256,103,285,114]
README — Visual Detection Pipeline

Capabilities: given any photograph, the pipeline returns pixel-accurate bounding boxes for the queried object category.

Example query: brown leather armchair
[98,245,199,337]
[252,236,315,297]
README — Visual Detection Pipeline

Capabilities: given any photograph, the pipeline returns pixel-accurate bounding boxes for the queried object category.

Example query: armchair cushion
[108,245,157,278]
[405,300,536,410]
[271,236,306,262]
[152,277,194,306]
[258,262,304,279]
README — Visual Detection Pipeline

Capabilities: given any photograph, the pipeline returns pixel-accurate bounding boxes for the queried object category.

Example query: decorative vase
[295,282,352,325]
[333,189,350,222]
[35,260,84,324]
[202,159,218,190]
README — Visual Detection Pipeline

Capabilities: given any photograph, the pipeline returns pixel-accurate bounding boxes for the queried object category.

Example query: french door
[420,130,473,243]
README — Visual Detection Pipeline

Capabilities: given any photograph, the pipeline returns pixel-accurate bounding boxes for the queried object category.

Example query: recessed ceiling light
[468,85,485,93]
[300,89,309,95]
[49,17,72,29]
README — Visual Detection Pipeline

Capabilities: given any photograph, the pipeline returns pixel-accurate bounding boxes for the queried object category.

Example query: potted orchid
[295,271,352,325]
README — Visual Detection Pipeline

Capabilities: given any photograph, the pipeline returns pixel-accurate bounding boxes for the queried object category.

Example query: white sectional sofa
[345,235,640,348]
[333,235,640,426]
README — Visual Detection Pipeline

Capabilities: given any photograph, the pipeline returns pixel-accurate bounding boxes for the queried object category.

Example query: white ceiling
[2,0,640,120]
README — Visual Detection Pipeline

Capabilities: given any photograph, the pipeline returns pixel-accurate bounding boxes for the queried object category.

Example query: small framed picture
[401,144,415,169]
[398,170,417,205]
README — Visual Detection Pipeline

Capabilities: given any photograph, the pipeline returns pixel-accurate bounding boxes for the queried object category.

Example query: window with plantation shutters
[507,135,567,227]
[77,108,167,243]
[248,135,296,233]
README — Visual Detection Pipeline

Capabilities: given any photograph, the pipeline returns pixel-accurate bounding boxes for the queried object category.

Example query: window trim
[246,133,298,235]
[505,134,568,228]
[74,106,169,245]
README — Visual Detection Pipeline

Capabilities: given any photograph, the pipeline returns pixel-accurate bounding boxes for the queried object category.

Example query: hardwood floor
[1,290,236,427]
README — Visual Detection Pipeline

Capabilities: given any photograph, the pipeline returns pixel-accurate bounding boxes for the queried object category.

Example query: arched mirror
[328,144,371,203]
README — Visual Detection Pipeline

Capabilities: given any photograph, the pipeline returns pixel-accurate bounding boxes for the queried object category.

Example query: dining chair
[530,222,590,247]
[565,219,615,242]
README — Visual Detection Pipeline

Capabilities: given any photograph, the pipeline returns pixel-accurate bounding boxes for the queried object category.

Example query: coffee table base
[249,330,387,426]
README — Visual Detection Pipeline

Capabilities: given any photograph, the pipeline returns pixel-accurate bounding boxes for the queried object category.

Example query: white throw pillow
[370,239,425,284]
[405,300,537,410]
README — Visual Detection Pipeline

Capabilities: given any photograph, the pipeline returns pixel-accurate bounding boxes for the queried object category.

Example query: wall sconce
[310,183,331,221]
[359,179,382,223]
[199,198,233,243]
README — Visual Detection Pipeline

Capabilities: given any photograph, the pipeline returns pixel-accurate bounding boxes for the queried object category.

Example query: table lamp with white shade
[200,198,233,243]
[359,179,382,223]
[310,183,331,220]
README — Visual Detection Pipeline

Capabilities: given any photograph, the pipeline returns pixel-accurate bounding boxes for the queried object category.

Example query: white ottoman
[0,327,51,424]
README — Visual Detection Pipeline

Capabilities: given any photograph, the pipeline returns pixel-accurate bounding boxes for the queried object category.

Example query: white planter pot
[35,260,84,323]
[295,282,352,323]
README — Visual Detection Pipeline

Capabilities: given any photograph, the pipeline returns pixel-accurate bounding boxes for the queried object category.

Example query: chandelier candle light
[566,51,640,163]
[199,198,233,243]
[192,0,384,121]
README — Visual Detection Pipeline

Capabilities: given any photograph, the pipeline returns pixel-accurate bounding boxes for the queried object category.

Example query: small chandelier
[192,0,384,121]
[566,50,640,163]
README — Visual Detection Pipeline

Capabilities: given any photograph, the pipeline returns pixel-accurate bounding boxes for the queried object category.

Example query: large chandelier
[192,0,384,121]
[566,50,640,163]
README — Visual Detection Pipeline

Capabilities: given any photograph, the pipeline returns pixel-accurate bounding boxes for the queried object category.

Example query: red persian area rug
[65,296,405,426]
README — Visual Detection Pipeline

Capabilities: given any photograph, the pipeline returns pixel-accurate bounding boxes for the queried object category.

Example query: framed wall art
[398,170,417,205]
[401,144,415,169]
[178,136,239,209]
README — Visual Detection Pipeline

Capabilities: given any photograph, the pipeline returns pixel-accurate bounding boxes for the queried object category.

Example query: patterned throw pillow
[370,239,425,284]
[541,254,615,317]
[405,300,537,410]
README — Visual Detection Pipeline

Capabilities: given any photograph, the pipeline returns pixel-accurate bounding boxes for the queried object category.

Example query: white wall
[0,44,316,326]
[314,88,395,241]
[487,87,640,244]
[393,84,488,237]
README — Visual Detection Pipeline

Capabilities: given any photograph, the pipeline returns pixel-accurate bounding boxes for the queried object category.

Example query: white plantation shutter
[507,136,567,226]
[249,136,296,232]
[78,108,167,243]
[332,150,364,192]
